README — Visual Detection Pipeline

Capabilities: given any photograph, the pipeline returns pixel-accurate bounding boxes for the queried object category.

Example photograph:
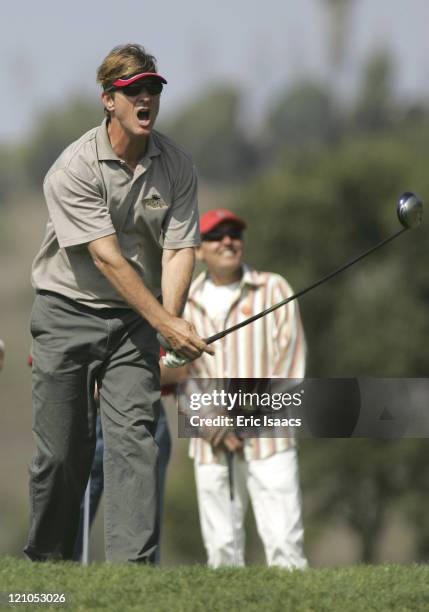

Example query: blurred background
[1,0,428,565]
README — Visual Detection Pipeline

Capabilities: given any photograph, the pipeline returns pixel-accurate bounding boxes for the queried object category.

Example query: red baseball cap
[200,209,246,235]
[110,72,167,88]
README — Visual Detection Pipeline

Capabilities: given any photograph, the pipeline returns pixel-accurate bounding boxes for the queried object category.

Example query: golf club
[225,450,240,566]
[203,192,423,345]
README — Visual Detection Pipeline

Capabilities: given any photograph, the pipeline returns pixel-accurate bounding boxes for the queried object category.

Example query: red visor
[200,209,246,234]
[111,72,167,87]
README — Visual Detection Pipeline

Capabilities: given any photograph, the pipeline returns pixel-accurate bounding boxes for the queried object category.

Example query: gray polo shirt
[31,119,200,309]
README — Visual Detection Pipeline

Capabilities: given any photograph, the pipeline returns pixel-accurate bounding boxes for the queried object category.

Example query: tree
[301,439,408,563]
[160,85,257,183]
[0,145,26,201]
[265,80,339,157]
[23,97,103,187]
[351,50,397,133]
[321,0,356,81]
[227,132,429,561]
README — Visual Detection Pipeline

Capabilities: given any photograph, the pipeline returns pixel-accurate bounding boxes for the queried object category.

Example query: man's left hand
[162,350,191,368]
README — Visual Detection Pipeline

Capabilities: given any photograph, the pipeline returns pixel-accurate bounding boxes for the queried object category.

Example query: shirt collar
[96,118,161,162]
[240,264,265,288]
[189,264,264,306]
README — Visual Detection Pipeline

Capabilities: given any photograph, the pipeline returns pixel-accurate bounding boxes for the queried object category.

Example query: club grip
[157,333,171,351]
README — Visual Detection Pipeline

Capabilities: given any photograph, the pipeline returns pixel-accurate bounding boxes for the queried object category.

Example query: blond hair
[96,43,158,91]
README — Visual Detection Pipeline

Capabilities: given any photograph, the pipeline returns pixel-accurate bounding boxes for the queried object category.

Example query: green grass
[1,558,429,611]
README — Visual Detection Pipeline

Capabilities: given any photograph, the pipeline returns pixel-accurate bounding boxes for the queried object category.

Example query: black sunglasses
[202,227,243,242]
[110,80,163,97]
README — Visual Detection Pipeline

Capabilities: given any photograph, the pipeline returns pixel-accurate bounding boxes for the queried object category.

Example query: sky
[2,0,429,141]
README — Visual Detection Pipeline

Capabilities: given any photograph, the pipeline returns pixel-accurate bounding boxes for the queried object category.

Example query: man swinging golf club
[25,43,213,563]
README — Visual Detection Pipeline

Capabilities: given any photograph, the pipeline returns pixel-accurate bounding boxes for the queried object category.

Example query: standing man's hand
[221,433,243,453]
[208,430,243,455]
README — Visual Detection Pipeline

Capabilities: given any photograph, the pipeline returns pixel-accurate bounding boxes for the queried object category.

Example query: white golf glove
[161,350,192,369]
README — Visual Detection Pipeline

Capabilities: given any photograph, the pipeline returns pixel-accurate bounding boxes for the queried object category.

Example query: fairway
[1,559,429,611]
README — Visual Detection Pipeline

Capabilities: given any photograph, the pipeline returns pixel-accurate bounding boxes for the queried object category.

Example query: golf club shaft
[204,227,407,345]
[226,450,240,566]
[226,450,234,502]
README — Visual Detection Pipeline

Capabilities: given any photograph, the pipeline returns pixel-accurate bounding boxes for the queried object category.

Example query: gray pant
[24,291,160,563]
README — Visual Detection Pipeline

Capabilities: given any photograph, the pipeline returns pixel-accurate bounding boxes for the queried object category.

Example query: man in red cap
[26,43,213,563]
[181,208,308,568]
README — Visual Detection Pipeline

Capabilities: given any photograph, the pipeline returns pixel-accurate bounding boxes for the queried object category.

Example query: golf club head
[397,192,423,229]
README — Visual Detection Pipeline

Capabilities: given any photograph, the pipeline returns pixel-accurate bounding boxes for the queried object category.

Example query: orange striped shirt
[184,265,306,463]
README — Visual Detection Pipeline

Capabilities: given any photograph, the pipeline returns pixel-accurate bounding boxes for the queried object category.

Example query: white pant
[194,449,307,568]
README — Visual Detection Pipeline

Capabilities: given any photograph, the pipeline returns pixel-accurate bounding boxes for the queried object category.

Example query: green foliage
[22,97,103,186]
[351,50,398,133]
[395,439,429,561]
[266,80,339,153]
[160,85,257,183]
[301,440,411,562]
[322,0,355,72]
[1,557,429,611]
[0,143,30,203]
[230,133,428,377]
[226,119,429,562]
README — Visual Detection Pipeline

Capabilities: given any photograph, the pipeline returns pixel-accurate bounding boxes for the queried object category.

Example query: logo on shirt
[241,302,252,316]
[143,193,167,209]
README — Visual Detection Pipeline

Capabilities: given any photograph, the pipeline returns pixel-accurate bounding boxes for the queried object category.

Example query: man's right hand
[158,317,214,361]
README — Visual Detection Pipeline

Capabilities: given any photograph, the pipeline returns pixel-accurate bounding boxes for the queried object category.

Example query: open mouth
[137,109,150,121]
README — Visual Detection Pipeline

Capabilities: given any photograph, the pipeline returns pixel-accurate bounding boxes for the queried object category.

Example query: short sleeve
[44,168,116,248]
[162,163,200,249]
